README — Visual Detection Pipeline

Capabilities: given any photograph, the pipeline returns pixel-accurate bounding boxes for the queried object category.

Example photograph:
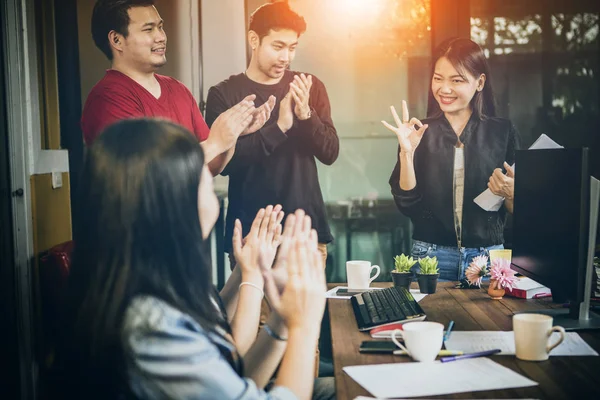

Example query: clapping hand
[257,205,285,272]
[381,100,428,154]
[242,96,276,136]
[210,94,256,152]
[262,210,316,299]
[232,205,282,281]
[290,74,313,120]
[262,209,326,331]
[277,91,295,133]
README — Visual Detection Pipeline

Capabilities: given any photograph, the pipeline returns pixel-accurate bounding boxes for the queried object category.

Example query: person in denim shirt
[384,38,519,283]
[53,119,333,399]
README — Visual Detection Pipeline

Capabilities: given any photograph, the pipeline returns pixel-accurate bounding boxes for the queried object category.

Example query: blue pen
[440,348,501,363]
[444,321,455,342]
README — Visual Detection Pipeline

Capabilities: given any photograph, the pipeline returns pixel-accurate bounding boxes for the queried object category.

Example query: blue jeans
[410,240,504,281]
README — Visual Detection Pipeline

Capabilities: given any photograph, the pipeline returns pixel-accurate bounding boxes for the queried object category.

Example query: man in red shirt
[82,0,274,174]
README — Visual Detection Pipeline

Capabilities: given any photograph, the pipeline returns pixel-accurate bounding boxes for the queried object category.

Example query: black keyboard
[351,286,426,331]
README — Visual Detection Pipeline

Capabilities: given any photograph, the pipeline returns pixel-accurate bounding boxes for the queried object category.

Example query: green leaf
[418,256,439,274]
[394,254,417,272]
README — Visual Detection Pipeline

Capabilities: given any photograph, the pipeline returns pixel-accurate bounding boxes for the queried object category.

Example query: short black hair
[91,0,156,60]
[249,2,307,41]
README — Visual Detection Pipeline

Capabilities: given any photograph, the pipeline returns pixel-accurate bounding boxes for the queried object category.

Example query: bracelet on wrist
[239,281,264,298]
[264,324,288,341]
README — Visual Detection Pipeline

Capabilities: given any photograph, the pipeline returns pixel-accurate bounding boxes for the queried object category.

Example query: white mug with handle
[391,321,444,362]
[346,260,380,289]
[513,313,565,361]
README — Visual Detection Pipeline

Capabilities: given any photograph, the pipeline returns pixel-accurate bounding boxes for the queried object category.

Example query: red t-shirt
[81,70,210,145]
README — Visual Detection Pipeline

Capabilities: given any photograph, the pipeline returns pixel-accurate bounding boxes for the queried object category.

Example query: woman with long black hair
[384,38,519,284]
[54,119,328,399]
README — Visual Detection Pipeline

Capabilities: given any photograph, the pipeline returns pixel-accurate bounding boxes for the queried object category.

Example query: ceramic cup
[513,313,565,361]
[391,321,444,362]
[346,260,380,289]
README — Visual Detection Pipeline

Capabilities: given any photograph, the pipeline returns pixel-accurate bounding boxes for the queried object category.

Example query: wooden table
[328,282,600,399]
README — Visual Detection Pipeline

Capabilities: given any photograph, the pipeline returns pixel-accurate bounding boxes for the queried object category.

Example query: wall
[201,0,247,99]
[30,173,72,254]
[200,0,247,192]
[77,0,110,108]
[33,0,72,255]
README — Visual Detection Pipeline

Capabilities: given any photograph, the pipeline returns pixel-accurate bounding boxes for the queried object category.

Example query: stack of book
[505,277,551,299]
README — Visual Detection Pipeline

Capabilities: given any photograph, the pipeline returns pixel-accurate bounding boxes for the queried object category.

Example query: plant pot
[391,271,413,289]
[487,279,506,300]
[417,273,439,294]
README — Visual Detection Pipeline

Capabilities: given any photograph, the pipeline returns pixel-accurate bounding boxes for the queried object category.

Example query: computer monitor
[511,148,600,330]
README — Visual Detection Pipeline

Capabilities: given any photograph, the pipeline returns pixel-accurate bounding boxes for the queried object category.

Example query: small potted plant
[416,256,440,294]
[391,254,417,289]
[487,258,518,300]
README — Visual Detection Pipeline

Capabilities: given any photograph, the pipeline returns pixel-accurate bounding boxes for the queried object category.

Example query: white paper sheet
[344,357,538,398]
[353,397,539,400]
[325,286,427,302]
[474,134,563,211]
[444,331,598,356]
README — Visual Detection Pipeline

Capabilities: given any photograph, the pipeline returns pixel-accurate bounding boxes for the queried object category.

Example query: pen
[440,348,502,363]
[444,320,455,342]
[393,350,464,356]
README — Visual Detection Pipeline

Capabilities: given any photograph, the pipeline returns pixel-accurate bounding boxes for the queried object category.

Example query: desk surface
[328,282,600,399]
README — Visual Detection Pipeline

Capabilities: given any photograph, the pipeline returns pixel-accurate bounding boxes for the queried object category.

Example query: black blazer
[389,113,519,248]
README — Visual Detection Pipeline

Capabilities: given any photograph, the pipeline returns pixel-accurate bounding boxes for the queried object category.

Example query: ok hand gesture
[382,100,428,155]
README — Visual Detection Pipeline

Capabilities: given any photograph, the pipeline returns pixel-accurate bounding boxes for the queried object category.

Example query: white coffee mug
[346,260,380,289]
[391,321,444,362]
[513,313,566,361]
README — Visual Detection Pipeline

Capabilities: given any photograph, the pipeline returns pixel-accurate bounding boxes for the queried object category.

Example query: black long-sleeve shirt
[205,70,338,252]
[389,114,519,248]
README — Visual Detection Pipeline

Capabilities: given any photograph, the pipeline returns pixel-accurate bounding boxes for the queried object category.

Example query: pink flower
[490,258,518,291]
[465,255,489,287]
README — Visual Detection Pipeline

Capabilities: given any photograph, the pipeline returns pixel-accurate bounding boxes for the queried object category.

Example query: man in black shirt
[205,2,339,268]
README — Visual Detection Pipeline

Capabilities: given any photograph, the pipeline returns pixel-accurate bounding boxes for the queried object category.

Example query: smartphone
[336,288,367,297]
[359,340,398,354]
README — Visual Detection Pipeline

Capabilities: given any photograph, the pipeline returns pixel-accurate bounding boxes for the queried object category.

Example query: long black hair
[55,119,226,398]
[427,37,497,119]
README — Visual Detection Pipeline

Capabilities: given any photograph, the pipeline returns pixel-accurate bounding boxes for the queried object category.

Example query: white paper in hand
[474,134,563,211]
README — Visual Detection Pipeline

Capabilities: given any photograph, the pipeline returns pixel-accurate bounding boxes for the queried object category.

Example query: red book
[370,322,404,339]
[506,277,552,299]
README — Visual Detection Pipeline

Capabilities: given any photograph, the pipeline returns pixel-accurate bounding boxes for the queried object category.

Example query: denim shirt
[121,296,297,400]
